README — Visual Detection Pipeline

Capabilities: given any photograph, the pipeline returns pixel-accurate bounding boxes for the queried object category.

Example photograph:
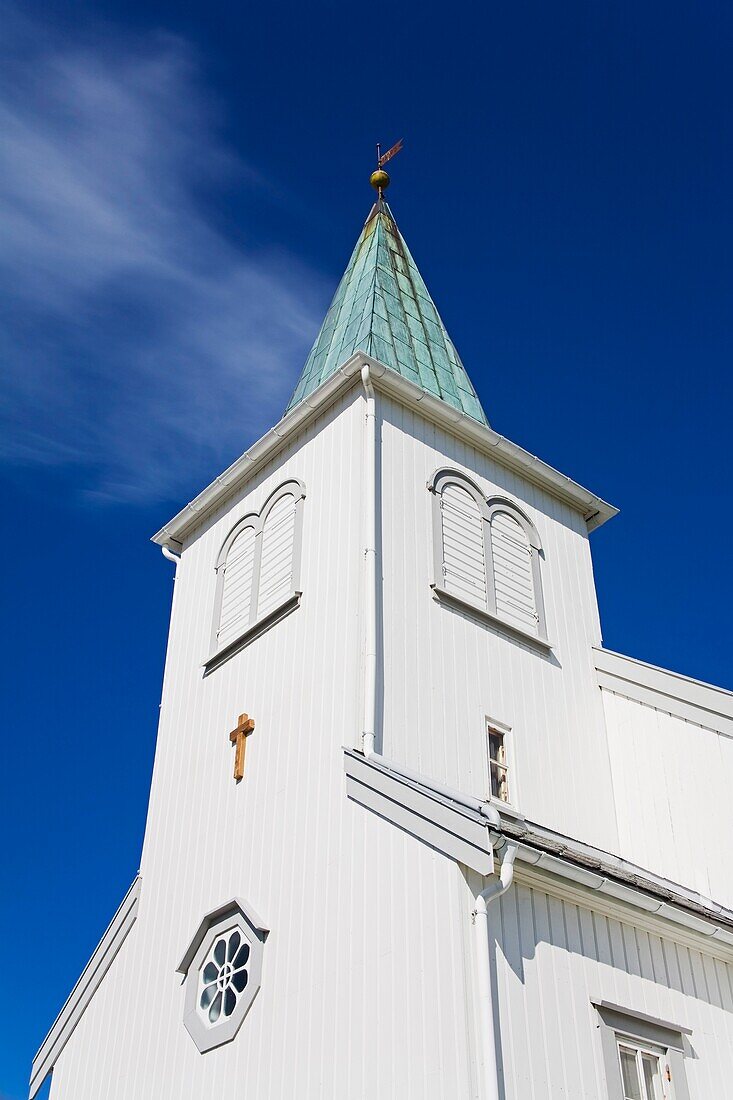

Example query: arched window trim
[214,513,258,572]
[486,497,542,552]
[486,496,546,640]
[429,468,550,648]
[208,478,306,668]
[428,467,492,614]
[428,468,490,518]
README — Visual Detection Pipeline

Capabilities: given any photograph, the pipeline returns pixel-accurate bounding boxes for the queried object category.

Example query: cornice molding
[152,353,618,550]
[344,749,733,962]
[595,646,733,737]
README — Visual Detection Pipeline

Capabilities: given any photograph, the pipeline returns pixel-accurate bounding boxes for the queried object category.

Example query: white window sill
[431,585,553,652]
[203,591,301,674]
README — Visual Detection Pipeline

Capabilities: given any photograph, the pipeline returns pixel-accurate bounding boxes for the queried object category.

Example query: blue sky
[2,1,732,1095]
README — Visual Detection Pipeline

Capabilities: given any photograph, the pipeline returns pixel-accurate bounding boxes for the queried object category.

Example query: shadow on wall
[463,870,727,1097]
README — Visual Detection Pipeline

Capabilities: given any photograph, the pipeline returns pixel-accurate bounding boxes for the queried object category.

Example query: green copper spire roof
[285,201,488,425]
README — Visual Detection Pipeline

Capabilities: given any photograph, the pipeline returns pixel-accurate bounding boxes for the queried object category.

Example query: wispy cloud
[0,6,324,502]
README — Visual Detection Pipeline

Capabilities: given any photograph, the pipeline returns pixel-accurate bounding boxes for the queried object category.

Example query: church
[32,165,733,1100]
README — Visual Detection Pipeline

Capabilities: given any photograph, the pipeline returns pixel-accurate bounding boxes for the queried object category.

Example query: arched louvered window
[257,489,299,619]
[487,499,545,638]
[211,479,305,662]
[217,521,257,651]
[490,510,537,633]
[429,470,547,644]
[430,470,490,612]
[439,480,488,607]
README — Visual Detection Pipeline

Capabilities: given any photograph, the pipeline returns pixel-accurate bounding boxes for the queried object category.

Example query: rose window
[179,898,267,1053]
[198,929,250,1025]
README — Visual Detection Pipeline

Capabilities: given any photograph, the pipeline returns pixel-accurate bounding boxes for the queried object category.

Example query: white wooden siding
[257,491,297,619]
[478,876,733,1100]
[47,389,476,1100]
[491,511,537,633]
[45,384,733,1100]
[440,483,487,606]
[218,524,256,648]
[603,687,733,909]
[51,855,733,1100]
[378,394,618,854]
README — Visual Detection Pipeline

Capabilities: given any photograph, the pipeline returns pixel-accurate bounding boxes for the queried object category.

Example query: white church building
[32,174,733,1100]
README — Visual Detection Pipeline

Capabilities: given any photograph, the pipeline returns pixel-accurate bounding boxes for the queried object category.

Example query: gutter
[152,358,366,549]
[495,827,733,947]
[152,353,618,549]
[344,750,733,952]
[368,357,618,532]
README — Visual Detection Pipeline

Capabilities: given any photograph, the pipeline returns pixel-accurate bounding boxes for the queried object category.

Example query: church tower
[33,169,733,1100]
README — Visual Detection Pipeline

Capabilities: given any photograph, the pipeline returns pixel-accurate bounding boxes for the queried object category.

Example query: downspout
[161,545,181,567]
[359,360,509,1099]
[361,364,378,759]
[357,362,500,829]
[473,840,518,1100]
[159,544,182,708]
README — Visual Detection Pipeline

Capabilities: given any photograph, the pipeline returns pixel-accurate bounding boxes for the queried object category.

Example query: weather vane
[370,138,404,198]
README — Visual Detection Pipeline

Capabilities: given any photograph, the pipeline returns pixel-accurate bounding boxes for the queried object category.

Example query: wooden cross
[229,713,255,782]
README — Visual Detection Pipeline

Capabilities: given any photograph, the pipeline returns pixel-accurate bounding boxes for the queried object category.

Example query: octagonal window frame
[178,898,269,1054]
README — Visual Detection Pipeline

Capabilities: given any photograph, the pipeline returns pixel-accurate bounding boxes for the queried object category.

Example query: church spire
[285,171,489,425]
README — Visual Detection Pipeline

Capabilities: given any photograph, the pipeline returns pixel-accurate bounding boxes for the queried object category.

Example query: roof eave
[362,355,618,531]
[152,352,618,549]
[151,356,366,548]
[344,749,733,955]
[29,875,142,1099]
[594,646,733,735]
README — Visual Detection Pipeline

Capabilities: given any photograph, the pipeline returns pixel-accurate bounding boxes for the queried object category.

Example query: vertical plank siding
[48,389,475,1100]
[378,395,620,854]
[486,879,733,1100]
[46,389,733,1099]
[602,688,733,908]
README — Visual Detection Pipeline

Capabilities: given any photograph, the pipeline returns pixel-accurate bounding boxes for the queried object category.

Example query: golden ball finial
[370,168,390,192]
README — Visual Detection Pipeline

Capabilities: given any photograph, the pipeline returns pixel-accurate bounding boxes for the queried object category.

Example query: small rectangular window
[617,1038,667,1100]
[487,725,509,803]
[594,1001,689,1100]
